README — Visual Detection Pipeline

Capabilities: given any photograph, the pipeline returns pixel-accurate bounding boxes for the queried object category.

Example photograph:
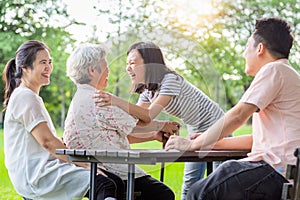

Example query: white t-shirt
[240,59,300,176]
[4,87,89,199]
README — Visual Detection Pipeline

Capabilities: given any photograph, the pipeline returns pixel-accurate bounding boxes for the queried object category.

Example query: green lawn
[0,124,251,200]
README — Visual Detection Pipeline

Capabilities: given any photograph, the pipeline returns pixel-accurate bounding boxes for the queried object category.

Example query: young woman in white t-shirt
[2,40,117,200]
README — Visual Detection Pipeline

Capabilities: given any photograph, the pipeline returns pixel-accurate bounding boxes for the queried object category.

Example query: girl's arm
[94,91,172,123]
[132,120,180,134]
[127,131,166,144]
[127,121,180,144]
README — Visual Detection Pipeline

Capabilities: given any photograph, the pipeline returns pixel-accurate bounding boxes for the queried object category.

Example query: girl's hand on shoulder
[93,90,114,106]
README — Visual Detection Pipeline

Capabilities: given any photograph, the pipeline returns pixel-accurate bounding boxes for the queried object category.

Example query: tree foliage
[0,0,299,127]
[91,0,299,110]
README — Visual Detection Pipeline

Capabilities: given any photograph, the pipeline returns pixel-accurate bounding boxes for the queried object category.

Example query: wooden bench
[282,148,300,200]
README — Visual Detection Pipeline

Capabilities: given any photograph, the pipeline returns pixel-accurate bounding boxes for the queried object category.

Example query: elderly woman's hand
[160,121,180,136]
[165,135,194,151]
[94,90,115,106]
[152,131,167,142]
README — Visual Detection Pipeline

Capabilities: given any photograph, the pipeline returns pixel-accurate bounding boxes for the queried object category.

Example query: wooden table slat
[75,149,86,156]
[94,150,106,156]
[55,149,65,155]
[118,150,129,157]
[106,150,118,157]
[86,150,97,156]
[56,149,249,159]
[65,149,75,155]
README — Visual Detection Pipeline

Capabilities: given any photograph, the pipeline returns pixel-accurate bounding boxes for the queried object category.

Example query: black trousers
[85,170,174,200]
[125,175,174,200]
[85,170,123,200]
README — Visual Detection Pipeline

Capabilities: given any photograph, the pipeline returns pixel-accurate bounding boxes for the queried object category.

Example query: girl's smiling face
[126,50,145,85]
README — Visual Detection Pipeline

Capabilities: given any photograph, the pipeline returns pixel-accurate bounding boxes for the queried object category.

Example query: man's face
[243,35,260,76]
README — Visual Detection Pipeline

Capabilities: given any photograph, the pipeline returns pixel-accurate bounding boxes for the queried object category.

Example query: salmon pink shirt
[240,59,300,176]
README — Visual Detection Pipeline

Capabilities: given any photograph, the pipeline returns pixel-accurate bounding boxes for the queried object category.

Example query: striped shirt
[138,73,224,134]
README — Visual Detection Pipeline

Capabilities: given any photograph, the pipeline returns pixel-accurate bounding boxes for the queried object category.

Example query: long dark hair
[2,40,49,111]
[127,41,177,94]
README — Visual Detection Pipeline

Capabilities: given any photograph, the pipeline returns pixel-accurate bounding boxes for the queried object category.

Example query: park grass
[0,124,251,200]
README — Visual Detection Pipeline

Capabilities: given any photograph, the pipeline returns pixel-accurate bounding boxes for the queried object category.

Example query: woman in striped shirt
[95,41,225,200]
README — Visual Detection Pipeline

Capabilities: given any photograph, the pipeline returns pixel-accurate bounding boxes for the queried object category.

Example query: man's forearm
[212,135,253,150]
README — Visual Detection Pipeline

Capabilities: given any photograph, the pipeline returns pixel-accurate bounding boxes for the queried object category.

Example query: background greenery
[0,0,299,128]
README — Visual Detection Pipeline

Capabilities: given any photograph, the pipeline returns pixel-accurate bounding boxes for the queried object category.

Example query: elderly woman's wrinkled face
[97,58,109,90]
[126,50,145,85]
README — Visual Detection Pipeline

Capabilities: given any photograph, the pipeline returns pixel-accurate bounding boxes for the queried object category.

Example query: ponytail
[2,40,49,111]
[2,58,21,111]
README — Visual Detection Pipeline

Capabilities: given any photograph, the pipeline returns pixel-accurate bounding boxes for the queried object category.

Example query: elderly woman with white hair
[64,43,177,200]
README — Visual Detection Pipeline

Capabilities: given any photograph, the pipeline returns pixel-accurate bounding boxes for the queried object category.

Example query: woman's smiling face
[23,49,53,88]
[126,49,145,85]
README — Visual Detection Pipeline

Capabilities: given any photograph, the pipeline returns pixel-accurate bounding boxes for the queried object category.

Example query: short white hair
[66,43,107,84]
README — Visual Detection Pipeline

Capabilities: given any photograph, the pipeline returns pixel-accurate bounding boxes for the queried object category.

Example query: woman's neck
[20,81,40,94]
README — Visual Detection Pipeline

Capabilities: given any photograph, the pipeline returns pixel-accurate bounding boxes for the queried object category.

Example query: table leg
[207,162,213,175]
[160,162,165,182]
[90,162,97,200]
[127,164,135,200]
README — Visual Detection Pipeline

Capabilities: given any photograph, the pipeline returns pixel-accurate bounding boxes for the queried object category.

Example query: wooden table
[56,149,249,200]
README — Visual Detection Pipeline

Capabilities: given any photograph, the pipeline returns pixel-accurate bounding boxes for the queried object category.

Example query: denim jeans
[181,161,222,200]
[187,160,288,200]
[181,162,206,200]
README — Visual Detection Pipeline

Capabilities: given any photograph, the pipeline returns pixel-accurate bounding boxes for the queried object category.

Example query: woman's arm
[31,122,70,162]
[31,122,92,170]
[94,91,172,123]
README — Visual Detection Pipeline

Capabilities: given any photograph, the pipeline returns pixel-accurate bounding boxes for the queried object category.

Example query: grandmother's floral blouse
[64,84,146,179]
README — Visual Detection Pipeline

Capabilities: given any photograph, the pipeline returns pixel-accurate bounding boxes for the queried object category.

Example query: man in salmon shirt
[166,17,300,200]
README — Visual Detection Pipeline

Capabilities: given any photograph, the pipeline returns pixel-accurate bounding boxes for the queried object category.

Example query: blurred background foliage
[0,0,299,128]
